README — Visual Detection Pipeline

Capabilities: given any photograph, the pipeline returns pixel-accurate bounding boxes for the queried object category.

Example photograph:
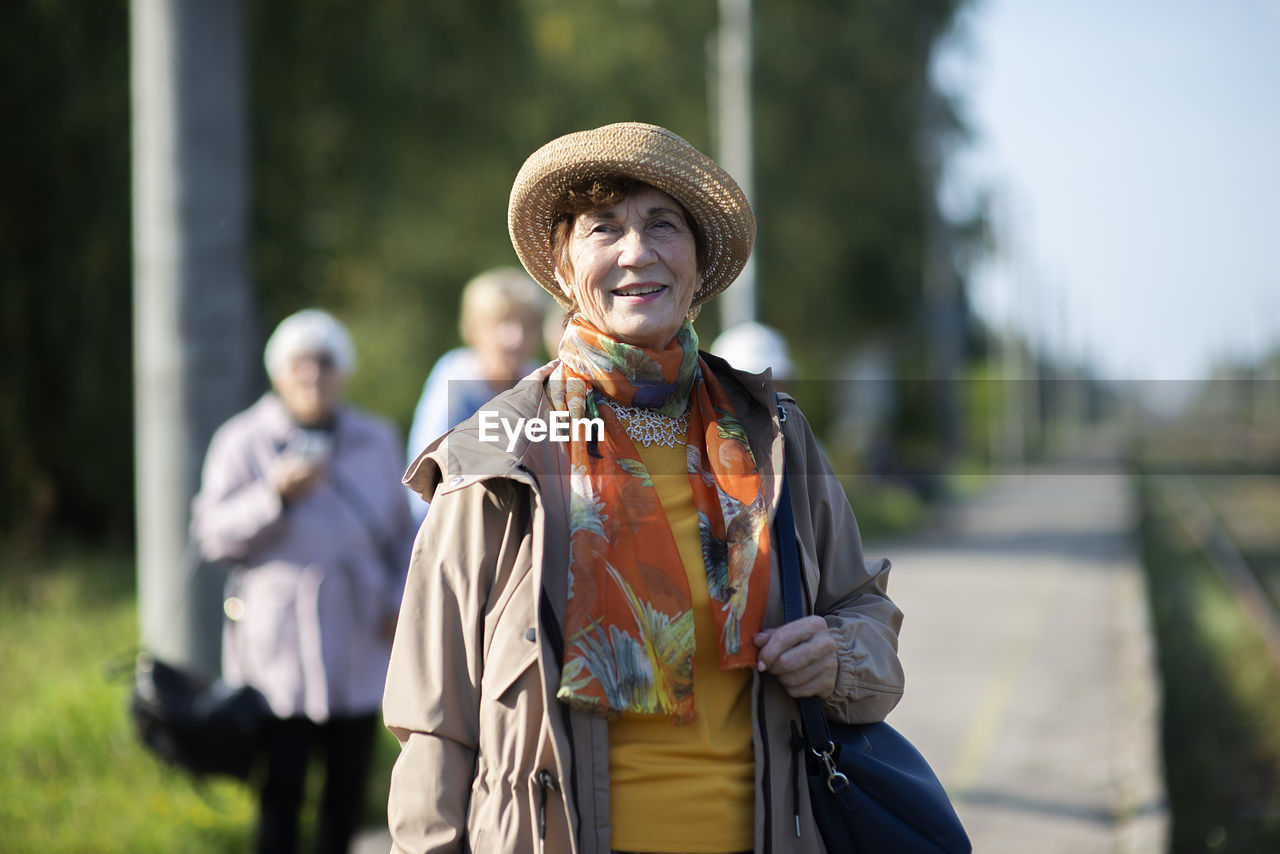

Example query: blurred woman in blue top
[405,267,546,526]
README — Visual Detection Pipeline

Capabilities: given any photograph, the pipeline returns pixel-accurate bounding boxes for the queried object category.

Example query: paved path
[353,825,391,853]
[356,465,1169,853]
[874,468,1168,854]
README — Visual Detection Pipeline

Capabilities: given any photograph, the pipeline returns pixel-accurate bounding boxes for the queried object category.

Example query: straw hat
[508,122,756,309]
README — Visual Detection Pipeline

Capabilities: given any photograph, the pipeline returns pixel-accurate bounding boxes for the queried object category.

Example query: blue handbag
[774,455,971,854]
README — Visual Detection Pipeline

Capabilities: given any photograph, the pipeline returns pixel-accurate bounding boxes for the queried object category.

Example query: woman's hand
[270,456,326,504]
[753,616,838,699]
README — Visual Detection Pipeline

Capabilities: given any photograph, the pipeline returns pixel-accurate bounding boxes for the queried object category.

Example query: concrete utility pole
[715,0,757,328]
[131,0,256,679]
[919,87,963,472]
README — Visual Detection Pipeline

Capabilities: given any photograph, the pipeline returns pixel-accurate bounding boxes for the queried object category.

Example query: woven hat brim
[508,122,756,309]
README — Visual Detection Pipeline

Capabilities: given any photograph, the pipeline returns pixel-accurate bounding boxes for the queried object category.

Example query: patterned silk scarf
[550,316,771,722]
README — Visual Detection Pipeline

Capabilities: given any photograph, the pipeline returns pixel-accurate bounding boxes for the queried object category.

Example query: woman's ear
[553,267,572,303]
[690,272,705,311]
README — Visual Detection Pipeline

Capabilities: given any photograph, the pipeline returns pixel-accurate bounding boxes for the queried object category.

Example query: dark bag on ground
[130,652,269,780]
[774,425,971,853]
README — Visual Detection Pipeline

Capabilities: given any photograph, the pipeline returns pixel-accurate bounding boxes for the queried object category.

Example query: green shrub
[0,550,255,853]
[1140,476,1280,853]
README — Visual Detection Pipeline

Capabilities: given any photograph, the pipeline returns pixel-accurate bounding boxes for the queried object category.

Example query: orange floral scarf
[550,316,770,722]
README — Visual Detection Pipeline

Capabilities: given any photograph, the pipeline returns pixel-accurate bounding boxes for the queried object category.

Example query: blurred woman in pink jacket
[192,309,414,854]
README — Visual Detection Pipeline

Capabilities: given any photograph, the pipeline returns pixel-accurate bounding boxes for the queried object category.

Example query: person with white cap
[384,124,902,854]
[191,309,415,854]
[711,321,794,384]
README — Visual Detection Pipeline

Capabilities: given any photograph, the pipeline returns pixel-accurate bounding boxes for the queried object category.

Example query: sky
[936,0,1280,381]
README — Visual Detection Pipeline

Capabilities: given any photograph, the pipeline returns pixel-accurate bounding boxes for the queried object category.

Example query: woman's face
[273,350,345,425]
[470,304,540,386]
[555,186,700,350]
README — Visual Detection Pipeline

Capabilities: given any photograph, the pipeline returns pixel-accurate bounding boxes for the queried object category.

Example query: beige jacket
[384,356,904,854]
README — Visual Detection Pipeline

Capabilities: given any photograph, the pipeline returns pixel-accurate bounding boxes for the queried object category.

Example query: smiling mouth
[612,284,667,297]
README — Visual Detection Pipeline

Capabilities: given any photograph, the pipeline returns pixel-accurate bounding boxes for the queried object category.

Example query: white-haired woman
[385,124,903,853]
[192,309,414,854]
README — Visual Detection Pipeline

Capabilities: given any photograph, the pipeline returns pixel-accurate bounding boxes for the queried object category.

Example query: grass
[1139,474,1280,853]
[1194,474,1280,610]
[0,547,398,853]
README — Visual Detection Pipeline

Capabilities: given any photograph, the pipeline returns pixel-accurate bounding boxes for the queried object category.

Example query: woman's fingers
[271,457,326,501]
[753,616,829,668]
[777,668,833,697]
[753,616,838,698]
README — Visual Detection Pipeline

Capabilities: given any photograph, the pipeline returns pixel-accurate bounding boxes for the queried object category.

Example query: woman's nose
[294,360,320,383]
[617,227,657,267]
[290,353,330,384]
[496,319,526,351]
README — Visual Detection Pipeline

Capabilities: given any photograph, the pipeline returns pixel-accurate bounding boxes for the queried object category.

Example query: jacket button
[450,475,464,486]
[524,627,537,642]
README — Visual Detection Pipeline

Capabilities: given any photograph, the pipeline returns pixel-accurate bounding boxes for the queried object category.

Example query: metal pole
[995,197,1025,471]
[715,0,756,328]
[131,0,256,679]
[919,87,962,473]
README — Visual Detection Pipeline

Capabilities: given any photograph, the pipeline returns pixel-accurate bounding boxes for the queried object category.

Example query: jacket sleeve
[383,477,531,854]
[782,400,905,725]
[190,420,286,563]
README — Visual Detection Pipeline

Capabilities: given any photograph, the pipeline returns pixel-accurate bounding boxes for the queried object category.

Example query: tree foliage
[246,0,723,425]
[2,0,972,545]
[0,1,132,546]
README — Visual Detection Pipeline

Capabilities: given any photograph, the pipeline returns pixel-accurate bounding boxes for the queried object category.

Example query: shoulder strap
[772,397,839,753]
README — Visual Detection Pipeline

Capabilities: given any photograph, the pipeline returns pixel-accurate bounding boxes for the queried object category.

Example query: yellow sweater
[607,441,755,853]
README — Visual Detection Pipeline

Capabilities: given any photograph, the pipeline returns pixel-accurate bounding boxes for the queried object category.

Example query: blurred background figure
[190,309,414,854]
[710,320,794,385]
[405,267,546,526]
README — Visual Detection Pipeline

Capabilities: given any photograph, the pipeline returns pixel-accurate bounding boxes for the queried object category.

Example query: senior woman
[385,123,904,854]
[191,309,414,854]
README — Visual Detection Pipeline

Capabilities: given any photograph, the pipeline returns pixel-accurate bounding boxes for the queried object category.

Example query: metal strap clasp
[812,740,850,793]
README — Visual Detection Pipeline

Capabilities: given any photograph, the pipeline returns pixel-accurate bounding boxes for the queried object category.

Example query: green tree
[2,0,974,545]
[0,1,133,546]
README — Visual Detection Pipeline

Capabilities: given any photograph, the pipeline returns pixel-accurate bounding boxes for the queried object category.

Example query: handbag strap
[771,404,840,758]
[775,462,806,627]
